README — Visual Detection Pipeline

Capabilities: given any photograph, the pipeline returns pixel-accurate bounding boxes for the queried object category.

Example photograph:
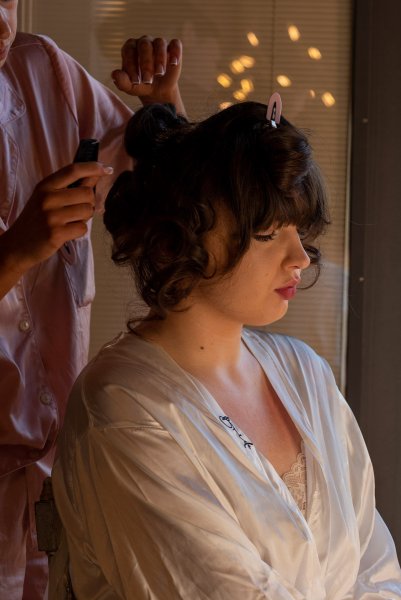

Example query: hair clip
[266,92,282,128]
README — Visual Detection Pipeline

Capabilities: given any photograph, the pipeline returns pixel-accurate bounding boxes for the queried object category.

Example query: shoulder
[67,333,171,429]
[11,31,51,50]
[243,328,339,414]
[84,332,163,386]
[244,328,332,378]
[10,32,97,85]
[10,32,64,64]
[12,32,57,47]
[8,33,79,93]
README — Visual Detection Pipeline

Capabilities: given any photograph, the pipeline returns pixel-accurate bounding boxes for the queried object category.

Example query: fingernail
[170,57,179,66]
[131,76,141,85]
[142,72,153,84]
[103,166,114,174]
[155,65,165,77]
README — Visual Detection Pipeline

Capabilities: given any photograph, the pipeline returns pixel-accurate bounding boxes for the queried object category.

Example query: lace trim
[281,448,307,517]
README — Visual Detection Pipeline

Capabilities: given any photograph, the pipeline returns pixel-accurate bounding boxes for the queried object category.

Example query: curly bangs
[201,106,330,270]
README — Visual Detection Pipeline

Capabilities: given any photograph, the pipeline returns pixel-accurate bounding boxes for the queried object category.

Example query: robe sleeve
[54,413,305,599]
[339,394,401,598]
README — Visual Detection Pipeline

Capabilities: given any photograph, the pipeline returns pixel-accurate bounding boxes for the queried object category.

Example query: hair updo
[104,101,330,320]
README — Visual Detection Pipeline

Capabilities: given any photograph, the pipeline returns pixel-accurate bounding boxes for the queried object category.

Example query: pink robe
[0,32,132,599]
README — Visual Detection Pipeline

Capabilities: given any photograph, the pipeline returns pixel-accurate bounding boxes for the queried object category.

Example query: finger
[32,221,89,256]
[167,38,182,71]
[153,37,168,77]
[111,69,134,93]
[40,163,113,192]
[121,38,140,85]
[41,188,95,214]
[112,71,160,98]
[37,203,94,251]
[79,175,102,189]
[137,35,155,85]
[52,203,95,226]
[62,221,89,242]
[160,39,182,88]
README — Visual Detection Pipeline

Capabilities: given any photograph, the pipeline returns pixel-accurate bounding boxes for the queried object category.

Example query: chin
[245,306,289,328]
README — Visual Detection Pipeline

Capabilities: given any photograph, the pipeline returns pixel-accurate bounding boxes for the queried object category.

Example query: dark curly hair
[104,101,330,320]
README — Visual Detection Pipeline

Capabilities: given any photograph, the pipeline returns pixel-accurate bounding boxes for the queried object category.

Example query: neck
[136,303,245,373]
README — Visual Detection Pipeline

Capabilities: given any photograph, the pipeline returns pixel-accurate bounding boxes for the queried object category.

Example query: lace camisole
[281,442,307,517]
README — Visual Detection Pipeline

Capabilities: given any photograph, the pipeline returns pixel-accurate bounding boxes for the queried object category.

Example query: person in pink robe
[0,2,184,597]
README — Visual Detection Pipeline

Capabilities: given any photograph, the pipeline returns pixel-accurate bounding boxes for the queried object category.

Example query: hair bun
[124,103,188,162]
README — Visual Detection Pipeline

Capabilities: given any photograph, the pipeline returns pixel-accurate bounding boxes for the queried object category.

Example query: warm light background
[19,0,351,387]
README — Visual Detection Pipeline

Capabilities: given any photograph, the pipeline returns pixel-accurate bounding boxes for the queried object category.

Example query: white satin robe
[51,329,401,599]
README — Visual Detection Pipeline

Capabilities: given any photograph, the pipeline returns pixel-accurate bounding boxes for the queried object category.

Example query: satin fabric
[52,330,401,599]
[0,33,132,598]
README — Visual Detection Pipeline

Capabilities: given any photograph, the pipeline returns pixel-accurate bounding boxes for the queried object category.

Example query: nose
[286,226,311,271]
[0,9,11,41]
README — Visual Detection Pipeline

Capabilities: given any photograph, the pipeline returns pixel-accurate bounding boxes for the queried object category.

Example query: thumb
[111,69,133,93]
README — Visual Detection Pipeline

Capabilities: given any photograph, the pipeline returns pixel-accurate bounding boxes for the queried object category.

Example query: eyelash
[253,228,309,243]
[253,231,278,242]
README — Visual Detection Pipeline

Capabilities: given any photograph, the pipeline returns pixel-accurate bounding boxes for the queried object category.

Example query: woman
[52,97,401,599]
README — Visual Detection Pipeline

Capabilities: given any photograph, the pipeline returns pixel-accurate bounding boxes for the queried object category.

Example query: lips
[275,278,300,300]
[275,287,297,300]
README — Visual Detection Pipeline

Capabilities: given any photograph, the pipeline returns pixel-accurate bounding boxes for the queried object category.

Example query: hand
[0,162,113,276]
[112,36,185,114]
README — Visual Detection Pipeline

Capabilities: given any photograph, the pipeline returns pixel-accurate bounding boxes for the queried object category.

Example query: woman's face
[194,217,311,327]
